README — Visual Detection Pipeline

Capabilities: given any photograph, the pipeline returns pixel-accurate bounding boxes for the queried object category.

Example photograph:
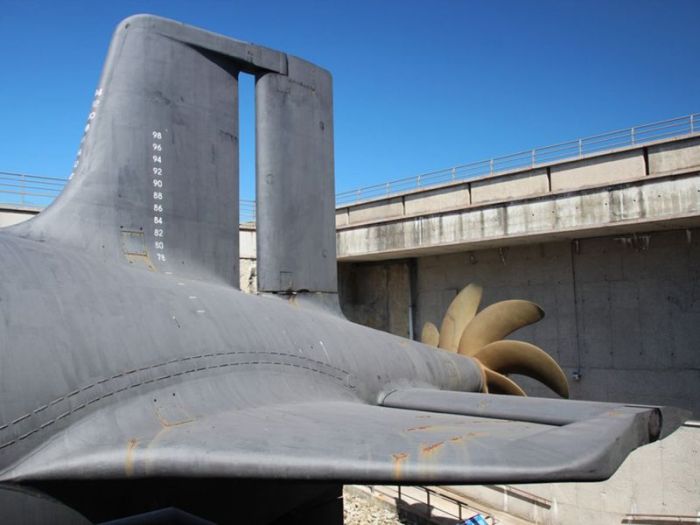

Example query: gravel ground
[343,488,404,525]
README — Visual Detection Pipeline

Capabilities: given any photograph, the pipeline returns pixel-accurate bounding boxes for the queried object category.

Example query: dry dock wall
[448,424,699,525]
[339,226,700,416]
[338,227,700,524]
[336,136,700,261]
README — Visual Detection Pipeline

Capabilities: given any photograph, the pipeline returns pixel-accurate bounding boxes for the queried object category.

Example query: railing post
[451,167,456,180]
[692,114,695,134]
[531,149,535,167]
[20,173,25,206]
[417,174,421,187]
[489,158,494,175]
[631,127,636,145]
[578,138,583,158]
[385,182,390,196]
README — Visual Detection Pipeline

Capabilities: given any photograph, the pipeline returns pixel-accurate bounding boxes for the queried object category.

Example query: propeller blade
[474,340,569,398]
[438,283,483,352]
[484,368,526,396]
[457,300,544,356]
[420,322,440,347]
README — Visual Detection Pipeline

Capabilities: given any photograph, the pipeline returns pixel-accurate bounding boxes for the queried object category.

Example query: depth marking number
[151,130,167,264]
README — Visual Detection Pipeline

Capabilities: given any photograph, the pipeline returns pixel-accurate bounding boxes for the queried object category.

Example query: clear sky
[0,0,698,200]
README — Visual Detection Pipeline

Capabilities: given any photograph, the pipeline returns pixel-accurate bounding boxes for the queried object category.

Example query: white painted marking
[150,129,168,269]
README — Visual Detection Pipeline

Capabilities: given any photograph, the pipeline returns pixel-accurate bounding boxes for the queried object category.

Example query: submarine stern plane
[0,15,688,524]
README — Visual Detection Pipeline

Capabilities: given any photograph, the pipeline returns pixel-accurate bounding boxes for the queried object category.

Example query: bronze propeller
[421,284,569,398]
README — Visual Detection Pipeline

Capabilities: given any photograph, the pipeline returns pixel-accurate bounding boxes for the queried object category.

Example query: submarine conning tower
[10,14,337,296]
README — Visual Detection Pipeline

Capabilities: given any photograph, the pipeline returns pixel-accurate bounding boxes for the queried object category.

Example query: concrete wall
[336,135,700,261]
[648,136,700,175]
[450,424,699,524]
[344,227,700,523]
[341,227,700,523]
[405,184,470,215]
[338,260,411,338]
[342,227,700,416]
[0,207,39,228]
[337,171,700,260]
[471,168,548,204]
[347,197,404,225]
[239,226,257,292]
[550,149,644,191]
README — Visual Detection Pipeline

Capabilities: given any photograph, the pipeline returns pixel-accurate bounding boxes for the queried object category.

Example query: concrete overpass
[335,134,700,259]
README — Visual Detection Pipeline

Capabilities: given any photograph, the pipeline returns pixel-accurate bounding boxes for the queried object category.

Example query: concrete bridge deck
[335,134,700,260]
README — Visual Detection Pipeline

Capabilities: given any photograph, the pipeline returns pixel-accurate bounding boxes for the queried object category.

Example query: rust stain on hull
[125,438,138,477]
[421,441,444,456]
[406,425,432,432]
[392,452,409,480]
[450,431,488,444]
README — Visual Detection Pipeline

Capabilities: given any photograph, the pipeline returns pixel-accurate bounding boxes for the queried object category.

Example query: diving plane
[0,15,687,524]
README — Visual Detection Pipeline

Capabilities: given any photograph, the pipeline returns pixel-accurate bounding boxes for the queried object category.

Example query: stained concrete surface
[450,423,699,524]
[339,260,411,338]
[340,227,700,416]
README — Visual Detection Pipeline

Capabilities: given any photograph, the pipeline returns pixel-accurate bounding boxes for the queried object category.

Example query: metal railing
[2,113,698,215]
[240,199,256,224]
[336,112,699,205]
[0,171,66,208]
[360,485,496,524]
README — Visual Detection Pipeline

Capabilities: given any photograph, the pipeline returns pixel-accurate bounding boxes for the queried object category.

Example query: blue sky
[0,0,698,200]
